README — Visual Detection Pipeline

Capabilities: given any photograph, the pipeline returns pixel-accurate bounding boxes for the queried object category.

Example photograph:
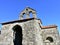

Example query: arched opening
[29,11,33,18]
[23,13,26,19]
[46,37,53,43]
[12,25,22,45]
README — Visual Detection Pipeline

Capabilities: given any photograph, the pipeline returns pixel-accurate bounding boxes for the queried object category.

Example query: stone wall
[0,19,43,45]
[41,28,60,45]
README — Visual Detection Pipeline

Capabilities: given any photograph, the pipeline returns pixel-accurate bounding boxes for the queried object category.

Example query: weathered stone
[0,7,60,45]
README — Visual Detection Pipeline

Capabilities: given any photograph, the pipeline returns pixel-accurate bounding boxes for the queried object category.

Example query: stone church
[0,7,60,45]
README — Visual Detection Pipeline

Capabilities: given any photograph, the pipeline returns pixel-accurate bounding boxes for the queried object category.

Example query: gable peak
[20,7,37,20]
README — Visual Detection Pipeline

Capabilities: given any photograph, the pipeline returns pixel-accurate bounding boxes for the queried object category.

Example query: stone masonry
[0,7,60,45]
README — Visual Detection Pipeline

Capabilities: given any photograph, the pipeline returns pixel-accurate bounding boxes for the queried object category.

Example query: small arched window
[46,37,53,42]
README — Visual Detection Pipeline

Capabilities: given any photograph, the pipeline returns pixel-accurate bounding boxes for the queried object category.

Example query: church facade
[0,7,60,45]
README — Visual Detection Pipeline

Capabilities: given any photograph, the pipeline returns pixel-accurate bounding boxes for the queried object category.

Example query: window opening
[23,13,26,19]
[46,37,53,42]
[29,11,33,18]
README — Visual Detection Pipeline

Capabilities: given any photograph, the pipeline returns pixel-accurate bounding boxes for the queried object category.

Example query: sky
[0,0,60,33]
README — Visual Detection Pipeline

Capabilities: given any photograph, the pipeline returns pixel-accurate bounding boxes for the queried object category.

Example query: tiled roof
[41,25,57,29]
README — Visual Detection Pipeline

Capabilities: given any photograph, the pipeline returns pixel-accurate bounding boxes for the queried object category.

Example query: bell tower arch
[20,7,37,19]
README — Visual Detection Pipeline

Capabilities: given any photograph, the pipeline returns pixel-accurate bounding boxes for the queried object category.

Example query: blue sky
[0,0,60,33]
